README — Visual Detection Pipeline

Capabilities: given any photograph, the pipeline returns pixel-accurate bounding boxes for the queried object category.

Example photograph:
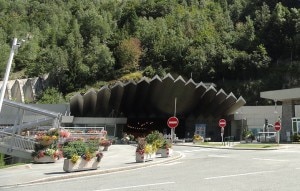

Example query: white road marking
[208,155,230,158]
[181,149,213,153]
[252,158,289,162]
[94,181,175,191]
[178,151,186,158]
[204,171,274,180]
[161,161,182,166]
[273,150,300,153]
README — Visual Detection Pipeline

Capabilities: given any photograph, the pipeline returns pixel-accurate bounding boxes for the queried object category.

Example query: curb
[1,152,183,187]
[175,143,280,150]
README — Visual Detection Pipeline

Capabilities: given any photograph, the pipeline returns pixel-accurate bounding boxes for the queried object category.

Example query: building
[1,74,246,141]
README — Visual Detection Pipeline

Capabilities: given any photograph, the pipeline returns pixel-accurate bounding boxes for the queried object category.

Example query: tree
[37,87,65,104]
[62,18,87,92]
[84,36,115,81]
[115,37,142,74]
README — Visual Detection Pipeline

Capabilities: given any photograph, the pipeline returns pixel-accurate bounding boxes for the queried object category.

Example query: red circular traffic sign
[274,121,281,131]
[167,116,179,128]
[219,119,226,128]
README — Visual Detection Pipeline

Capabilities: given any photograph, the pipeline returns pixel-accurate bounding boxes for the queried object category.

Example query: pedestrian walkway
[0,144,181,188]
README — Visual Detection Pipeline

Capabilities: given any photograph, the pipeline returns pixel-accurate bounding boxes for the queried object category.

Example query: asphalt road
[3,145,300,191]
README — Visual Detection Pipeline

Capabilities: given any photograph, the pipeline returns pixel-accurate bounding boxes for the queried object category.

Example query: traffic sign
[274,121,281,131]
[167,116,179,129]
[219,119,226,128]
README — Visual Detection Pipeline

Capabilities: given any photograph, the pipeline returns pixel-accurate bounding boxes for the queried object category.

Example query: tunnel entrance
[124,117,186,139]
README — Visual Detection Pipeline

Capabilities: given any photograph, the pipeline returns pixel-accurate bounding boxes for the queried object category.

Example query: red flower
[136,149,145,155]
[38,151,45,158]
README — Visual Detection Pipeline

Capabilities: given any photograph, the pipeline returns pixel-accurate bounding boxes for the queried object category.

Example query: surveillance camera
[21,39,25,42]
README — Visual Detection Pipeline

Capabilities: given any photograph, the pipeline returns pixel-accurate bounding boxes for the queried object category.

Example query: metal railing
[0,131,36,151]
[3,117,55,134]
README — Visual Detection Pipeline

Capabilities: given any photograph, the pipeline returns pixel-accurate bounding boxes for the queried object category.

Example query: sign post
[274,121,281,145]
[167,116,179,143]
[219,119,226,145]
[167,116,179,129]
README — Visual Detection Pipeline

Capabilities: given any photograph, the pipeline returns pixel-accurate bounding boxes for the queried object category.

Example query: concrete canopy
[70,74,246,118]
[260,88,300,102]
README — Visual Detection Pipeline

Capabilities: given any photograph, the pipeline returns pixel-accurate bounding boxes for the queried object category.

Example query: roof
[70,74,246,118]
[260,88,300,102]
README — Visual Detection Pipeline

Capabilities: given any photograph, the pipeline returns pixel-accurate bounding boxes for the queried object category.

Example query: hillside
[0,0,299,105]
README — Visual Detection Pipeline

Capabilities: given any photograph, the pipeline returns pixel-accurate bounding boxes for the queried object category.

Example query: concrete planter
[158,148,173,158]
[135,152,155,163]
[63,157,100,172]
[193,140,204,144]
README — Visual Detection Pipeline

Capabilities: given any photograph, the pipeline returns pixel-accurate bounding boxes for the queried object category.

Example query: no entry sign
[167,116,179,128]
[219,119,226,128]
[274,121,281,131]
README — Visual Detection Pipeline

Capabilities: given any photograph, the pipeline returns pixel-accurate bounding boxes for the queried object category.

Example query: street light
[0,38,21,113]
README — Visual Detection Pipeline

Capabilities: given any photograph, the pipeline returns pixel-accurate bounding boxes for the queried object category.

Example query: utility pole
[171,97,177,143]
[0,38,18,113]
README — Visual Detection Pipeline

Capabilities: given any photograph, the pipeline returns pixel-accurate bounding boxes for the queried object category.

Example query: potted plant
[242,129,254,143]
[34,128,58,146]
[100,138,112,151]
[135,136,158,163]
[32,128,60,163]
[31,145,60,163]
[145,131,164,155]
[62,140,103,172]
[158,139,173,158]
[193,134,204,144]
[135,137,147,162]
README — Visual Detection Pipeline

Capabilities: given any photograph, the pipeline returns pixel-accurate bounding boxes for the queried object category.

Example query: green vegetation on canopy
[0,0,299,105]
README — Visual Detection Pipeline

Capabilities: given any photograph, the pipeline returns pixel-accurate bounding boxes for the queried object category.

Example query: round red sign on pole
[219,119,226,128]
[274,121,281,131]
[167,116,179,129]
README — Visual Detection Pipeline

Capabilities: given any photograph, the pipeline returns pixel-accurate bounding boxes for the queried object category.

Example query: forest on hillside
[0,0,299,105]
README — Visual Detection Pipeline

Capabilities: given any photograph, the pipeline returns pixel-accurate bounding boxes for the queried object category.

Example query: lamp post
[0,38,19,113]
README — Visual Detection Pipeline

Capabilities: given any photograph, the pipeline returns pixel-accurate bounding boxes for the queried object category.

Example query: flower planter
[103,146,109,151]
[158,148,173,158]
[147,153,156,160]
[193,140,204,144]
[33,156,57,163]
[135,152,155,163]
[39,139,54,146]
[135,152,146,163]
[63,157,100,172]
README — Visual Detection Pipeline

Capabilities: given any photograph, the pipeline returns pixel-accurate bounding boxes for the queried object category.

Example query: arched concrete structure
[69,74,246,140]
[70,74,246,119]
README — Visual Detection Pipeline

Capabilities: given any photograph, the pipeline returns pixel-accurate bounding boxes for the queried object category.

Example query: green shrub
[145,131,164,150]
[0,154,4,167]
[62,141,88,159]
[292,134,300,142]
